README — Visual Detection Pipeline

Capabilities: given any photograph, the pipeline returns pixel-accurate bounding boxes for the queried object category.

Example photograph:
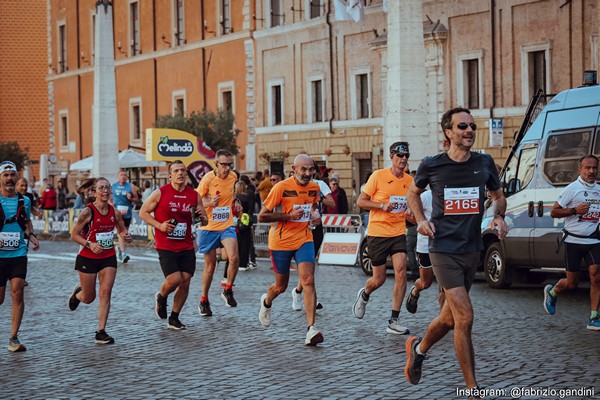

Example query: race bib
[0,232,20,251]
[95,231,114,249]
[117,205,129,214]
[212,206,231,223]
[389,196,408,214]
[581,201,600,222]
[168,223,187,240]
[291,204,311,223]
[444,187,480,215]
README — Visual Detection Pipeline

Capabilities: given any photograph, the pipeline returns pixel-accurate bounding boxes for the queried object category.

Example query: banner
[318,232,362,265]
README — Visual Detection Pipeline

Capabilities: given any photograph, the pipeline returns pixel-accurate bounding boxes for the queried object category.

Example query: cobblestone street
[0,240,598,399]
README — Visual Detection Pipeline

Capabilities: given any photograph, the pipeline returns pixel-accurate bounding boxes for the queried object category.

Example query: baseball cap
[0,161,17,173]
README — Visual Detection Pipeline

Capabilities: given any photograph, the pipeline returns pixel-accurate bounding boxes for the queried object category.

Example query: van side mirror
[506,178,520,195]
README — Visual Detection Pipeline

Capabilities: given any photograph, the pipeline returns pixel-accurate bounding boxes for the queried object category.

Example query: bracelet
[494,211,505,219]
[380,203,384,210]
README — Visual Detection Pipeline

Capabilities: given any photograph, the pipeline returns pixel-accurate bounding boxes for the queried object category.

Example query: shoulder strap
[4,193,28,232]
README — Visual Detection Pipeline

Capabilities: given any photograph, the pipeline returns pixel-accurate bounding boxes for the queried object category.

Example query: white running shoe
[258,294,272,327]
[352,288,368,319]
[305,326,324,346]
[386,319,410,335]
[291,288,303,311]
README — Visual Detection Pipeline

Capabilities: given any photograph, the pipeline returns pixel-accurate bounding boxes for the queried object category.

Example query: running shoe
[305,325,324,346]
[406,285,419,314]
[587,315,600,331]
[167,316,186,330]
[95,330,115,345]
[404,336,425,384]
[198,299,213,317]
[68,284,82,311]
[221,288,238,307]
[155,292,168,319]
[238,266,249,271]
[543,284,557,315]
[316,302,323,310]
[8,336,26,352]
[247,262,258,270]
[386,319,410,335]
[121,253,130,264]
[258,294,271,327]
[352,288,368,319]
[291,288,303,311]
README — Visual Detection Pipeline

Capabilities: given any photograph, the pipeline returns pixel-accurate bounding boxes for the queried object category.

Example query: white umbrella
[70,150,165,171]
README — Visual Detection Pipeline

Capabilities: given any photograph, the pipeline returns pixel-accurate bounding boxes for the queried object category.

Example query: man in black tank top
[404,107,508,391]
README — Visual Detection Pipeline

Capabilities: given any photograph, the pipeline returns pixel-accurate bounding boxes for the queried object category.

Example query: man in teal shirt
[112,170,138,263]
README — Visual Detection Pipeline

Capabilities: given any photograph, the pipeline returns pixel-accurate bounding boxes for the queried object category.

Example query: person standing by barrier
[234,182,254,272]
[291,163,334,311]
[0,161,40,352]
[258,154,324,346]
[40,182,57,211]
[196,149,240,316]
[405,107,507,390]
[544,154,600,330]
[353,141,413,335]
[257,169,273,206]
[68,177,131,344]
[16,178,42,219]
[140,161,206,330]
[323,176,348,215]
[56,180,68,210]
[112,170,138,263]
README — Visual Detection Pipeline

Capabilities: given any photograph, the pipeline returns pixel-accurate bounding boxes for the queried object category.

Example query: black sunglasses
[393,152,410,159]
[218,162,234,167]
[456,122,477,131]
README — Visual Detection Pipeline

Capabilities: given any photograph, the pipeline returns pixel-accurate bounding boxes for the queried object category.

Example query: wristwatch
[85,240,91,248]
[494,211,505,218]
[571,208,577,215]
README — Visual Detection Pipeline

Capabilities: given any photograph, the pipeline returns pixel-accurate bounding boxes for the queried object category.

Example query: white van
[481,75,600,288]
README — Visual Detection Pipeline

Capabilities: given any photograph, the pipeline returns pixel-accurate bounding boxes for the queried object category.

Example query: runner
[112,170,138,263]
[196,149,240,316]
[405,107,507,391]
[353,141,414,334]
[140,160,207,330]
[68,177,130,344]
[544,154,600,330]
[257,154,324,346]
[0,161,40,352]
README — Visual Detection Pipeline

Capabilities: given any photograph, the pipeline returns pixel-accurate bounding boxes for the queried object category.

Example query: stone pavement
[0,240,598,399]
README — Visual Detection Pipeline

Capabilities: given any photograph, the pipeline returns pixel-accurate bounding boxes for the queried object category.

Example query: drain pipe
[490,0,496,118]
[326,2,335,134]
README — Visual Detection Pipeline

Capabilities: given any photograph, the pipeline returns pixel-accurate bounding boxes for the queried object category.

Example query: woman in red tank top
[68,177,132,345]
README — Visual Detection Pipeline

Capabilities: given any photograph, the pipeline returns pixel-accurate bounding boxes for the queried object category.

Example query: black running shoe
[68,284,82,311]
[221,288,238,307]
[316,302,323,310]
[198,300,213,316]
[155,292,168,319]
[404,336,425,384]
[95,330,115,345]
[406,286,419,314]
[167,316,186,330]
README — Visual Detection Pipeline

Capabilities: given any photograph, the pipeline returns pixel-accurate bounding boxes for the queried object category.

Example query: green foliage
[155,109,240,155]
[0,141,29,171]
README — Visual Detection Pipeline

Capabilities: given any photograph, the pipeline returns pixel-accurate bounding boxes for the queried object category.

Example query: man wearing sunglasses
[196,149,241,315]
[405,107,507,392]
[0,161,40,352]
[353,141,414,335]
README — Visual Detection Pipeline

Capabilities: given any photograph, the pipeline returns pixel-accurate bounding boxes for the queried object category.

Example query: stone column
[384,0,436,169]
[92,0,119,183]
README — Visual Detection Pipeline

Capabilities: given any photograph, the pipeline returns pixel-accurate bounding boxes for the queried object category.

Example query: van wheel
[484,242,512,289]
[359,239,373,276]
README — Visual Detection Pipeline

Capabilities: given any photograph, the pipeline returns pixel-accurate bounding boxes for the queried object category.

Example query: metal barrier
[252,214,364,250]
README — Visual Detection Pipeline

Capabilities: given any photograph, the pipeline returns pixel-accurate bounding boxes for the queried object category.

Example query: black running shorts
[430,252,479,291]
[157,249,196,277]
[0,256,27,286]
[367,235,407,267]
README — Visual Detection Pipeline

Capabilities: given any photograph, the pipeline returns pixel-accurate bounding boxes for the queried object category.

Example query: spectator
[40,182,57,210]
[141,180,153,202]
[257,170,272,205]
[235,181,254,271]
[56,180,69,209]
[270,172,283,185]
[323,176,348,214]
[16,177,42,218]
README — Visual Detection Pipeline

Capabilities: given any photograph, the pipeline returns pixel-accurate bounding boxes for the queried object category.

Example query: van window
[543,129,593,185]
[504,145,537,195]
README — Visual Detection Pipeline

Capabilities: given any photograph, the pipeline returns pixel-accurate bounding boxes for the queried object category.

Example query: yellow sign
[146,128,216,183]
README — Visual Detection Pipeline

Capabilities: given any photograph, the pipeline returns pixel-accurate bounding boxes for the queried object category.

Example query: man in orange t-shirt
[257,154,324,346]
[196,149,240,316]
[354,141,414,335]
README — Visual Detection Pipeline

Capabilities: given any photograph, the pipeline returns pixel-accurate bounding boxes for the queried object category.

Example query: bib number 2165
[443,187,480,215]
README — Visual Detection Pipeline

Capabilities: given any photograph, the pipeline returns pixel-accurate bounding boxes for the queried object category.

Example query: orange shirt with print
[263,177,320,251]
[197,171,238,231]
[362,168,413,237]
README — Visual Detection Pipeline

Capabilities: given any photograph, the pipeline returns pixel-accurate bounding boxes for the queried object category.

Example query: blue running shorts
[197,226,237,254]
[270,242,315,274]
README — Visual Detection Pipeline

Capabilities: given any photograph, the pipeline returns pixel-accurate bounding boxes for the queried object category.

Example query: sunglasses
[96,185,111,191]
[393,152,410,159]
[456,122,477,131]
[218,162,234,168]
[270,178,279,182]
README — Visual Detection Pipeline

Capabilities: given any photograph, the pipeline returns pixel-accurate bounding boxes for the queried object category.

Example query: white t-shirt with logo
[556,177,600,244]
[416,190,433,253]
